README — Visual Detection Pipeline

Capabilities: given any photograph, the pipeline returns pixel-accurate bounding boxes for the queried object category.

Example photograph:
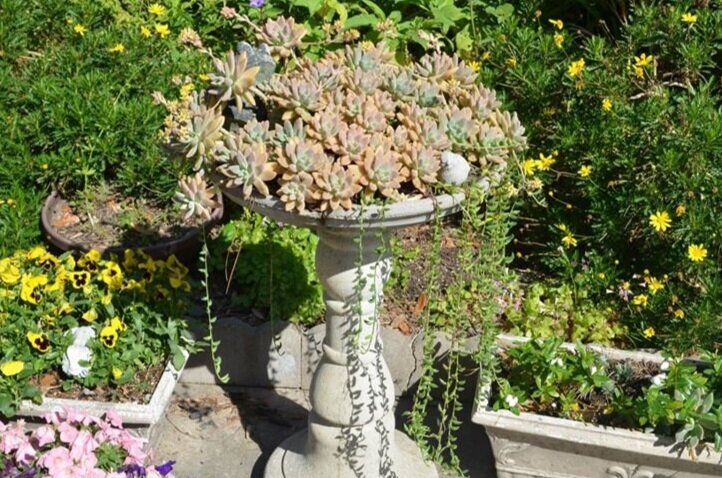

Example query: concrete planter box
[17,350,188,440]
[473,335,722,478]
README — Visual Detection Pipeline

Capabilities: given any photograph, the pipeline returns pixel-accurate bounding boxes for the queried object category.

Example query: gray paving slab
[151,384,496,478]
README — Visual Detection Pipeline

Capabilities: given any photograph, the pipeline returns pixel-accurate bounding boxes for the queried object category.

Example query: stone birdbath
[222,186,465,478]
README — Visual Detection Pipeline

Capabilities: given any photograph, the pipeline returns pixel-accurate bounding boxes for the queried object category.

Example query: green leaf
[294,0,324,16]
[485,3,514,23]
[430,0,466,32]
[455,27,473,53]
[344,13,379,30]
[359,0,385,19]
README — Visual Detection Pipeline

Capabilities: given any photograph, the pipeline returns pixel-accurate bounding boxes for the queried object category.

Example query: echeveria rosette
[162,35,527,215]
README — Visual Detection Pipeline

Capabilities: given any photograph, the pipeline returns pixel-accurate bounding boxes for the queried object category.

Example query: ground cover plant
[0,247,194,417]
[489,338,722,459]
[0,0,225,255]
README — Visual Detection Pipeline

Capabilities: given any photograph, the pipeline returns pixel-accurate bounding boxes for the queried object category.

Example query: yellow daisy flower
[649,211,671,233]
[688,243,708,262]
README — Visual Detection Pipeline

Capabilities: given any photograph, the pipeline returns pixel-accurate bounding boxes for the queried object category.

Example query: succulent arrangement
[161,18,526,216]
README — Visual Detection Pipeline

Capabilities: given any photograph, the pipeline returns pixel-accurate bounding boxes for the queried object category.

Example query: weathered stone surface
[181,318,303,388]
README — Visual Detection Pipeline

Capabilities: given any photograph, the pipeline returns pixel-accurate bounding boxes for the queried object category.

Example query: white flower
[590,365,598,375]
[440,151,470,185]
[504,394,519,407]
[551,357,564,367]
[651,373,667,386]
[660,360,670,371]
[70,326,96,347]
[62,345,93,378]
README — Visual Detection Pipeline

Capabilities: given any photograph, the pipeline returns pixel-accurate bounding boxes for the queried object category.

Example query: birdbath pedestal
[222,188,465,478]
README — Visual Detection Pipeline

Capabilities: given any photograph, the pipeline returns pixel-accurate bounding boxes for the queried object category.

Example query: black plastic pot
[41,191,224,266]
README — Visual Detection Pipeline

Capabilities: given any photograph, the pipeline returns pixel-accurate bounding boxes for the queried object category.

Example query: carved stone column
[264,227,438,478]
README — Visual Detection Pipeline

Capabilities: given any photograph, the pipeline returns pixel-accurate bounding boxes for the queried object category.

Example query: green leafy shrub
[467,0,722,353]
[211,212,324,326]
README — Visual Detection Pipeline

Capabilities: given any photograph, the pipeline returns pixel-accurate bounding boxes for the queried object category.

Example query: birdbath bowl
[222,186,466,478]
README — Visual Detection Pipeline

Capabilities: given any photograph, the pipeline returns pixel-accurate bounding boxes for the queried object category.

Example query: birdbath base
[264,429,436,478]
[219,189,463,478]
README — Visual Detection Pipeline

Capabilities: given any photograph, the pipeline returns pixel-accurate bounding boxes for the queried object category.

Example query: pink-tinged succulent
[308,109,344,149]
[357,103,388,134]
[408,146,441,193]
[492,110,527,151]
[174,172,221,220]
[239,119,273,144]
[313,163,363,211]
[336,123,371,165]
[371,90,396,118]
[344,42,394,73]
[359,140,406,198]
[256,17,306,59]
[208,50,260,110]
[415,82,442,108]
[461,85,502,121]
[347,69,383,96]
[415,52,476,91]
[277,138,328,179]
[273,118,307,145]
[385,70,416,101]
[278,174,317,212]
[181,97,225,169]
[441,106,479,147]
[414,118,451,151]
[217,135,278,198]
[471,123,507,167]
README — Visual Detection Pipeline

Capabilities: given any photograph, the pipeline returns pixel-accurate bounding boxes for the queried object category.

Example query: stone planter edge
[472,334,722,478]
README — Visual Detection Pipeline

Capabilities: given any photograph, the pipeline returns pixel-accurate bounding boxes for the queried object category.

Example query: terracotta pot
[41,191,224,266]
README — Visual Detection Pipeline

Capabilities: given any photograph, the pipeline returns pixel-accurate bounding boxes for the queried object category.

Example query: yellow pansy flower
[100,262,123,289]
[101,293,113,305]
[100,326,119,348]
[649,211,671,233]
[27,246,47,260]
[27,331,51,353]
[112,367,123,380]
[58,302,74,315]
[70,271,91,289]
[20,274,48,304]
[110,317,128,333]
[0,361,24,376]
[82,309,98,323]
[0,258,21,285]
[688,244,708,262]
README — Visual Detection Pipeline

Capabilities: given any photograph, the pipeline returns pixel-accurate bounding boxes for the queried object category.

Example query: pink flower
[105,410,123,428]
[34,425,57,447]
[57,422,79,445]
[44,410,61,425]
[69,429,99,462]
[38,446,73,475]
[0,420,27,453]
[14,439,37,464]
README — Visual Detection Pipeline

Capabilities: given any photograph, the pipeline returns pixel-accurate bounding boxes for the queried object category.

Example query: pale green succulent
[181,95,225,169]
[174,172,221,221]
[359,140,405,198]
[277,138,328,179]
[217,134,278,198]
[313,163,363,211]
[278,174,316,212]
